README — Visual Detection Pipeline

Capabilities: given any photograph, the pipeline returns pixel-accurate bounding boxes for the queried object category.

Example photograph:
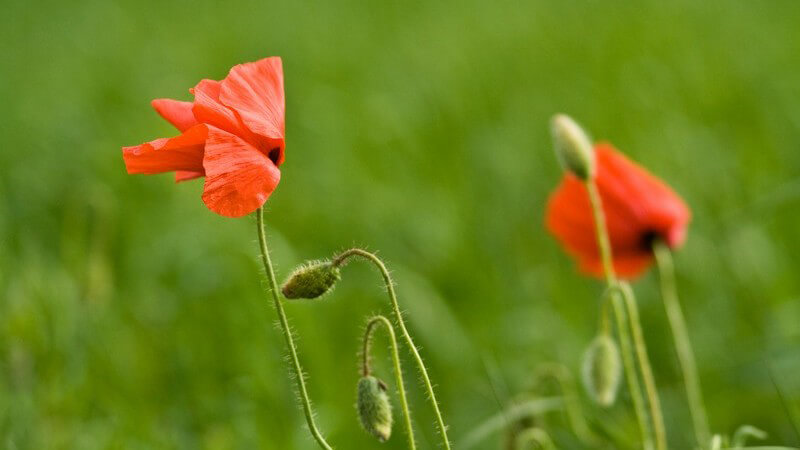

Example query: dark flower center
[640,230,660,252]
[268,147,281,165]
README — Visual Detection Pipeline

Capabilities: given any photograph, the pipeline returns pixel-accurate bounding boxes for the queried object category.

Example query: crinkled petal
[201,126,280,218]
[219,57,285,165]
[191,79,244,137]
[123,124,207,175]
[151,99,198,132]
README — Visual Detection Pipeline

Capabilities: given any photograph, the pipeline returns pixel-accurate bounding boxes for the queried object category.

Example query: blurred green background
[2,0,800,448]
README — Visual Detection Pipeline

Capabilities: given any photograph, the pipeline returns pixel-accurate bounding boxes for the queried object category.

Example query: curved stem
[256,207,333,450]
[532,363,600,446]
[618,282,668,450]
[363,315,417,450]
[653,239,710,446]
[333,249,452,449]
[585,179,664,450]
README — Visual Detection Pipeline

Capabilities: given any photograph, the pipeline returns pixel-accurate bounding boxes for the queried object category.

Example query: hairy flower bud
[281,260,340,299]
[551,113,595,180]
[357,376,393,442]
[581,334,622,407]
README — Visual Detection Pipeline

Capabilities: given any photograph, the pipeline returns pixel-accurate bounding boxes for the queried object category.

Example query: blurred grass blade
[458,397,562,449]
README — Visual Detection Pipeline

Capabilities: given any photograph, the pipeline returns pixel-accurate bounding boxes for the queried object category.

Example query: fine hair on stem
[333,248,452,449]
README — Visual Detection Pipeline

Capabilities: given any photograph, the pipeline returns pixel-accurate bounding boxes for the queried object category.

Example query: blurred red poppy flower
[122,57,285,218]
[546,143,690,279]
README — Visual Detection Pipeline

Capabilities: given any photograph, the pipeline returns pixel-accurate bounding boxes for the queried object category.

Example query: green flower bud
[581,334,622,407]
[281,260,340,299]
[357,376,393,442]
[550,113,595,180]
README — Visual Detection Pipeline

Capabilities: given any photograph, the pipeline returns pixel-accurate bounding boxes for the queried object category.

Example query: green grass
[2,0,800,448]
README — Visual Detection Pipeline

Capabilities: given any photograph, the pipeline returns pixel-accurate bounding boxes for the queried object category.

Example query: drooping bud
[550,113,595,180]
[357,376,393,442]
[281,260,340,299]
[581,334,622,407]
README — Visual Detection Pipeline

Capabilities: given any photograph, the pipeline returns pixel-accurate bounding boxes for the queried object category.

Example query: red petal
[545,178,600,262]
[595,144,691,249]
[578,252,654,279]
[545,143,691,280]
[201,126,281,218]
[219,57,285,165]
[123,124,207,175]
[191,79,244,137]
[175,170,204,183]
[151,99,198,132]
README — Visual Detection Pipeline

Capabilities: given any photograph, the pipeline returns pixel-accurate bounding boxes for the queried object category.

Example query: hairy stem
[334,249,451,449]
[362,315,417,450]
[256,207,332,450]
[653,239,710,446]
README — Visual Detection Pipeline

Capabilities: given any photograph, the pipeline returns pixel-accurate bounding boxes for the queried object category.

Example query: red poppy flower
[122,57,285,218]
[546,143,690,279]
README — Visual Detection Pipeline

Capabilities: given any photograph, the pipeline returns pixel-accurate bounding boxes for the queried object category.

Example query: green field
[2,0,800,448]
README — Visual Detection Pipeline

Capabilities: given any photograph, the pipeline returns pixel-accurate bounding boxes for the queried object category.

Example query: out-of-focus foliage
[1,0,799,448]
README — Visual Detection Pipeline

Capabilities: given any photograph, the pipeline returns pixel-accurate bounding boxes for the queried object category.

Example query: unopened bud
[550,114,595,180]
[581,334,622,407]
[357,376,393,442]
[281,260,340,299]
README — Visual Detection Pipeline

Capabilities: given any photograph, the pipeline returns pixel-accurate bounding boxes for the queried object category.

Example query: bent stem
[363,315,417,450]
[256,207,333,450]
[653,239,710,446]
[333,249,452,449]
[585,180,666,450]
[532,363,600,446]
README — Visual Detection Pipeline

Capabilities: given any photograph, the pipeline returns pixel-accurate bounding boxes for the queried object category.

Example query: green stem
[585,180,664,450]
[653,239,710,446]
[606,288,654,450]
[363,315,417,450]
[532,363,600,446]
[586,181,616,286]
[598,291,613,337]
[334,249,452,449]
[256,207,333,450]
[618,282,668,450]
